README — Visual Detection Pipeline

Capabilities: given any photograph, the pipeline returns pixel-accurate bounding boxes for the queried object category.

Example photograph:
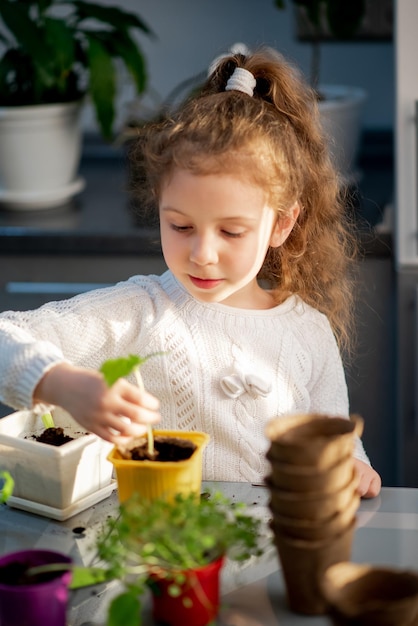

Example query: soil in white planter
[31,426,86,446]
[0,408,114,517]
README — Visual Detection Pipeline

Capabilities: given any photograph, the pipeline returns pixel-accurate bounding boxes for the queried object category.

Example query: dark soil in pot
[122,436,197,462]
[28,427,88,446]
[31,427,75,446]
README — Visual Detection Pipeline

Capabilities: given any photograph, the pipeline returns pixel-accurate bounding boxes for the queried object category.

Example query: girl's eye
[170,224,190,232]
[222,230,244,238]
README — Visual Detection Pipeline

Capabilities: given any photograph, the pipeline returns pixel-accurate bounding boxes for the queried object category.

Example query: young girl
[0,47,381,497]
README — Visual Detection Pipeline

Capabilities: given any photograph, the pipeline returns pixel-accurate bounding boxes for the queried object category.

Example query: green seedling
[41,411,55,429]
[0,470,14,504]
[23,490,264,626]
[96,490,264,626]
[23,563,111,589]
[100,353,164,456]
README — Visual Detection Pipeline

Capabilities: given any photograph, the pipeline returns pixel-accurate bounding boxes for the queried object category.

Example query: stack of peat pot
[264,412,363,615]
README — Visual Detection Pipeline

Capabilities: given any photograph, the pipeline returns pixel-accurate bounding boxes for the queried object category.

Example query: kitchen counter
[0,131,394,258]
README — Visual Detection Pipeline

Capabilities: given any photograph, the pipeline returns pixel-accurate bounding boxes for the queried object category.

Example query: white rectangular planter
[0,407,114,519]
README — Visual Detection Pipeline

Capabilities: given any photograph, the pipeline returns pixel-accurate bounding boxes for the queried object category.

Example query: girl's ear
[269,201,300,248]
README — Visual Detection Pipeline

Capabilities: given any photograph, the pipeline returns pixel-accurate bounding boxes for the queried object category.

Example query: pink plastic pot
[0,549,72,626]
[150,556,224,626]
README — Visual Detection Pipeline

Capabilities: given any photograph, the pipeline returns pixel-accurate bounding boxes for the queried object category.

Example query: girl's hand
[33,362,161,442]
[353,458,382,499]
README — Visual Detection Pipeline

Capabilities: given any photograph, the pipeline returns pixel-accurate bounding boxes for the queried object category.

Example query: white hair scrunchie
[225,67,256,98]
[208,43,251,76]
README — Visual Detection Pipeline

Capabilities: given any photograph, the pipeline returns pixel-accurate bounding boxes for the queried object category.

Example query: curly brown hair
[129,47,358,355]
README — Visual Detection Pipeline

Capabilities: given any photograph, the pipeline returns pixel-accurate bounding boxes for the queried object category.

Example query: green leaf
[0,1,49,66]
[100,354,145,387]
[107,592,141,626]
[41,412,55,429]
[72,1,154,37]
[0,471,14,503]
[69,566,111,590]
[100,353,163,387]
[107,30,147,95]
[0,0,30,31]
[85,33,116,140]
[44,18,76,73]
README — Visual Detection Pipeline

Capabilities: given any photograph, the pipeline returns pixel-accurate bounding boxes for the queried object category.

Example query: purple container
[0,549,72,626]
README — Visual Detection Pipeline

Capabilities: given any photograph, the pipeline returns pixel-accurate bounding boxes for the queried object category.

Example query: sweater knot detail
[220,362,272,399]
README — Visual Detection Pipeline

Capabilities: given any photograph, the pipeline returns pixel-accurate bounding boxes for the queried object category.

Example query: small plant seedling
[23,491,263,623]
[22,563,110,588]
[99,353,164,456]
[0,470,14,503]
[95,489,264,626]
[41,411,55,429]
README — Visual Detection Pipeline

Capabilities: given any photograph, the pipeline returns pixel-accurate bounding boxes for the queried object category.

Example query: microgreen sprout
[41,411,55,429]
[99,353,164,456]
[0,470,14,503]
[95,490,264,626]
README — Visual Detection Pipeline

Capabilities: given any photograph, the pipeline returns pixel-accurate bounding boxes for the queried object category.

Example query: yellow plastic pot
[108,430,210,502]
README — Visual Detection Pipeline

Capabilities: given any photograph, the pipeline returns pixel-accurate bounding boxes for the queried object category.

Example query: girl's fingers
[114,400,161,427]
[112,381,161,426]
[100,413,150,437]
[117,379,160,411]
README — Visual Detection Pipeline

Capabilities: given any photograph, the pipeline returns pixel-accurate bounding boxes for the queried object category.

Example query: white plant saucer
[7,480,117,521]
[0,176,85,210]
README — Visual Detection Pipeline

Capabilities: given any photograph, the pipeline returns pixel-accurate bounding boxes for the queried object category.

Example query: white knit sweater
[0,270,370,482]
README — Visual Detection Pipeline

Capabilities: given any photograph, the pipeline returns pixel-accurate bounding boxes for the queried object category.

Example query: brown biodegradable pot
[273,518,356,615]
[269,489,360,541]
[321,562,418,626]
[266,469,359,521]
[265,413,363,470]
[268,454,354,494]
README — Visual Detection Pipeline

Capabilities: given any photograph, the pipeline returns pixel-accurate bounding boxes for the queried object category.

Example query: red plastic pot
[150,556,224,626]
[0,548,72,626]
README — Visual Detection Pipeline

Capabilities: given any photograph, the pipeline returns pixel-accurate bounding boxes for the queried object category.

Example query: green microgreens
[0,470,14,503]
[95,490,264,626]
[2,484,263,626]
[41,411,55,429]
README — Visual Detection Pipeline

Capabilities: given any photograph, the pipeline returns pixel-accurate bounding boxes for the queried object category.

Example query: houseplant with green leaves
[0,486,264,625]
[0,0,154,209]
[0,0,153,139]
[95,489,264,626]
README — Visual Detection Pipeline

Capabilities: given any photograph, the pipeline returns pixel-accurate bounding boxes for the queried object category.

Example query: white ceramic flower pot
[319,85,367,184]
[0,101,85,210]
[0,407,114,520]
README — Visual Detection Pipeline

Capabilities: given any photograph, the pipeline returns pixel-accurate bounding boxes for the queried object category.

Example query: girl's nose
[189,234,218,265]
